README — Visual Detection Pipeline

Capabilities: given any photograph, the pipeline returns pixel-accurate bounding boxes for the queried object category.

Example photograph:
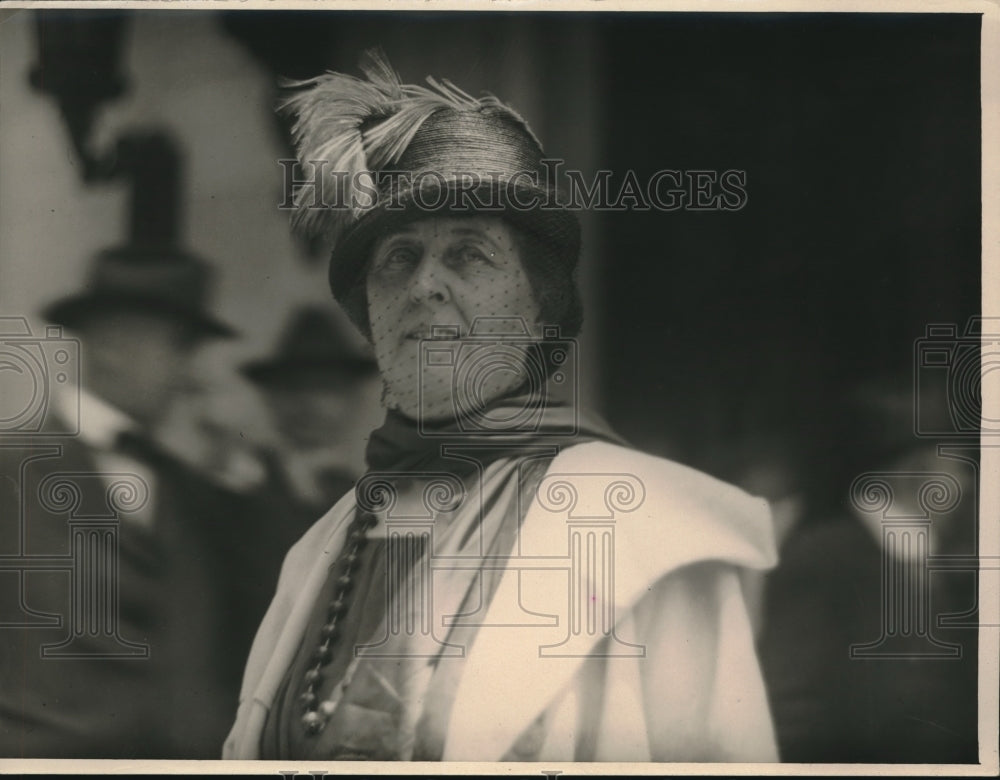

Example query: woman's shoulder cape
[224,440,777,759]
[289,438,774,577]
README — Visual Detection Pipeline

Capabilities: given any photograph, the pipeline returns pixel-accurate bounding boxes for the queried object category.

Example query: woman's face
[365,215,541,422]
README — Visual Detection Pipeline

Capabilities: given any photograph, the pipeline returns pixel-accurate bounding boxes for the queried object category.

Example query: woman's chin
[384,376,526,428]
[383,393,454,426]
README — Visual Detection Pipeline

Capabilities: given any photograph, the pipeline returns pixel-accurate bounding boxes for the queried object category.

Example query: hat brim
[43,292,238,339]
[328,178,581,334]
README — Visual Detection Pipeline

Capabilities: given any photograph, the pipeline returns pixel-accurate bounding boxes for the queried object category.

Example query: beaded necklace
[298,507,378,735]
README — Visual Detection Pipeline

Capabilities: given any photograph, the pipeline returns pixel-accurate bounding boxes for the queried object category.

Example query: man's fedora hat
[279,50,581,336]
[241,305,377,389]
[43,245,236,339]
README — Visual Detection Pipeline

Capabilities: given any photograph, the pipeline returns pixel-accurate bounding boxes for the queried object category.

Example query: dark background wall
[596,13,981,514]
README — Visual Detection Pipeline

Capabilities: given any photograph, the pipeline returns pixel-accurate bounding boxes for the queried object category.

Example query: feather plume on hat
[278,48,543,244]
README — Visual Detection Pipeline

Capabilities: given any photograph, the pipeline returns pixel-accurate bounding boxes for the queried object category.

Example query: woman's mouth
[404,325,462,341]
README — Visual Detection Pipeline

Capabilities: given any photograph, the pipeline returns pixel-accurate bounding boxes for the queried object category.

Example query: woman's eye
[452,245,491,266]
[375,247,418,272]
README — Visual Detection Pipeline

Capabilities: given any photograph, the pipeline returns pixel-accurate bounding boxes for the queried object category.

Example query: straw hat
[280,50,582,336]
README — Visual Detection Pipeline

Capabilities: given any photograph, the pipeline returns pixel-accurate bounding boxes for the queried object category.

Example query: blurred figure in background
[219,305,381,653]
[0,247,251,758]
[716,433,806,638]
[758,377,979,762]
[241,305,380,521]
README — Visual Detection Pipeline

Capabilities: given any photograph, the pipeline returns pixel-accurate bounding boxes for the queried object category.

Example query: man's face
[81,310,200,426]
[263,385,353,449]
[365,216,541,421]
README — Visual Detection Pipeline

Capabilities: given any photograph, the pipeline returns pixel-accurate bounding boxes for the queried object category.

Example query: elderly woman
[224,52,778,762]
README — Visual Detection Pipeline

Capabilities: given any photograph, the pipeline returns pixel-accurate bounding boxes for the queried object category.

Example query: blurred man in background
[241,305,380,521]
[758,378,979,762]
[214,305,381,659]
[0,247,252,758]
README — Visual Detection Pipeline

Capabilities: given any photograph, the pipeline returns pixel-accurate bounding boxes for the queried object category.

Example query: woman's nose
[408,254,449,305]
